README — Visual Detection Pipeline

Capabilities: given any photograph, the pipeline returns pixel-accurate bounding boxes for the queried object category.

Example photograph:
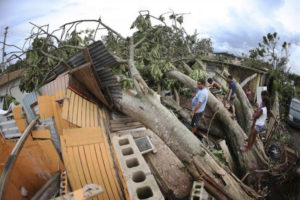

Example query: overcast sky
[0,0,299,74]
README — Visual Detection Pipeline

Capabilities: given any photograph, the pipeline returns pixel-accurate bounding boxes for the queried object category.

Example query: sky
[0,0,299,74]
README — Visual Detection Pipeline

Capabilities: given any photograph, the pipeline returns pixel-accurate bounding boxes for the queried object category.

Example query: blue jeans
[255,125,264,132]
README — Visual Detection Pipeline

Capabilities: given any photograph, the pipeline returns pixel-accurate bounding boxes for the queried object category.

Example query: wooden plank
[12,106,23,119]
[53,184,103,200]
[81,98,87,128]
[65,137,104,147]
[72,146,87,189]
[0,116,39,200]
[68,90,75,123]
[99,123,122,198]
[37,140,65,171]
[60,127,122,200]
[38,96,54,119]
[99,143,121,200]
[52,96,63,136]
[89,101,95,127]
[110,118,136,124]
[84,145,102,200]
[110,122,143,128]
[72,63,109,106]
[94,144,116,200]
[86,101,91,128]
[72,92,79,125]
[77,94,83,127]
[63,127,103,137]
[66,146,83,190]
[32,129,51,139]
[93,104,98,127]
[15,119,27,133]
[30,171,60,200]
[62,89,72,120]
[78,146,93,188]
[89,144,109,200]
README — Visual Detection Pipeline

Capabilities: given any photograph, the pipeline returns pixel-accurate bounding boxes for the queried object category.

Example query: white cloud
[0,0,299,74]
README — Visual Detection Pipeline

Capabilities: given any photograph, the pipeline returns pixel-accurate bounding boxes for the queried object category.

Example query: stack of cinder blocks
[112,134,163,200]
[189,181,215,200]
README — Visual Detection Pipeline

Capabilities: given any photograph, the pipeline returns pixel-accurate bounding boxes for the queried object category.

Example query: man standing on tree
[190,79,208,133]
[223,75,236,118]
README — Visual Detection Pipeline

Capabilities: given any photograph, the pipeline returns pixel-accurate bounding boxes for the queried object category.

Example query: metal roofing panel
[42,41,122,103]
[22,92,38,120]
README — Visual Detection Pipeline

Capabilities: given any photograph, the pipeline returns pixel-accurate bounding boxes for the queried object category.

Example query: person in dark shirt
[223,75,236,118]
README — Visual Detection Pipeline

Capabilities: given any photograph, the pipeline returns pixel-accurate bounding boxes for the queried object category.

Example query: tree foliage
[249,32,290,71]
[16,30,95,92]
[104,12,212,93]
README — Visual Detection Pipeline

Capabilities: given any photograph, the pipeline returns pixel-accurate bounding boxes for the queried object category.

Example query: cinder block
[128,174,164,200]
[112,135,164,200]
[190,181,204,200]
[113,135,152,179]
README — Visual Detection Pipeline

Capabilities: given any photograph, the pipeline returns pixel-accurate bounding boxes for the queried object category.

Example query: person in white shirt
[241,96,270,152]
[190,79,208,133]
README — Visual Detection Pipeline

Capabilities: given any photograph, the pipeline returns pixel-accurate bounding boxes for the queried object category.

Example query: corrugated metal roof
[22,92,38,120]
[42,41,122,103]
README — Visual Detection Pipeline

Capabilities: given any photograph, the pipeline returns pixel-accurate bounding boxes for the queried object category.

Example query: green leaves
[189,69,208,81]
[0,95,19,110]
[176,16,183,24]
[131,15,151,32]
[150,63,163,82]
[121,78,134,89]
[208,147,226,164]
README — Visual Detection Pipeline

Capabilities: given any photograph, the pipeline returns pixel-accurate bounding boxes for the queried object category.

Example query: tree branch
[240,73,257,88]
[61,18,125,40]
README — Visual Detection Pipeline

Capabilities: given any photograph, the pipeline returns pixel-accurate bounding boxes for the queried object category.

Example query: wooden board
[71,63,109,106]
[39,73,69,97]
[60,127,123,200]
[12,106,27,133]
[62,89,102,128]
[109,118,144,132]
[38,96,54,119]
[0,138,64,200]
[32,129,51,139]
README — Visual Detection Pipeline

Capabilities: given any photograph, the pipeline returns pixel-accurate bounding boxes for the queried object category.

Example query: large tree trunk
[161,96,224,138]
[223,70,254,134]
[115,92,259,200]
[166,70,268,175]
[215,71,253,133]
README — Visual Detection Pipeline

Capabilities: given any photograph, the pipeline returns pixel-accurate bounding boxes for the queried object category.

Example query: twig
[206,110,220,139]
[61,18,125,40]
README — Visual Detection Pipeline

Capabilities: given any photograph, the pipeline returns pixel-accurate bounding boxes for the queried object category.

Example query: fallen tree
[3,11,270,199]
[166,71,269,173]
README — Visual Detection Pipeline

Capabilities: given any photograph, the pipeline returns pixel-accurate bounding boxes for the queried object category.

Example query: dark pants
[191,112,203,128]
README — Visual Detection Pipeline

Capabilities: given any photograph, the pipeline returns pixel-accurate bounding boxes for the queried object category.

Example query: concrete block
[190,181,215,200]
[112,134,164,199]
[128,174,164,200]
[190,181,204,200]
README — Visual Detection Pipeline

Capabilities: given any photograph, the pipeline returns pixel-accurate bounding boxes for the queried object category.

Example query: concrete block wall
[112,134,164,200]
[190,181,215,200]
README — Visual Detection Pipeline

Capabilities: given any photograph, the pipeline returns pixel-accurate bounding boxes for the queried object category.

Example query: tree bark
[161,96,224,138]
[173,88,180,105]
[214,76,247,131]
[166,70,268,174]
[241,73,257,88]
[219,70,254,134]
[115,92,259,200]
